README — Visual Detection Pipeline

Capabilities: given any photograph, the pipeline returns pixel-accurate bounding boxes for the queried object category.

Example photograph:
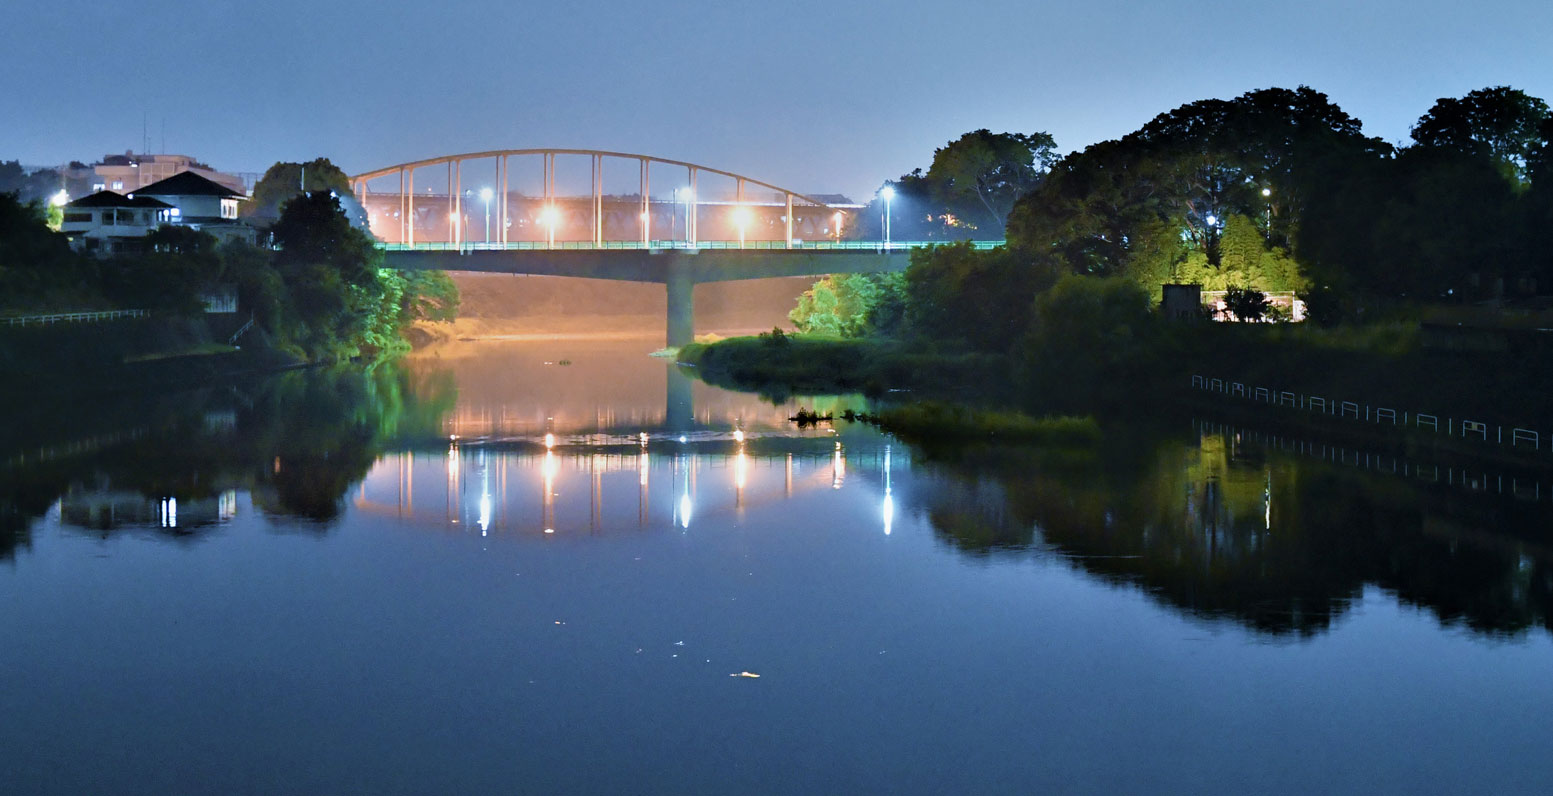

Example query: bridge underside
[383,248,912,347]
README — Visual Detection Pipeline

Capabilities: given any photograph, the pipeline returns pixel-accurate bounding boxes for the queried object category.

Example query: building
[132,170,254,245]
[59,190,173,254]
[92,152,248,196]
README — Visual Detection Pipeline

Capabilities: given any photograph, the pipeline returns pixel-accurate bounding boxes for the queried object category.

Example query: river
[3,337,1552,794]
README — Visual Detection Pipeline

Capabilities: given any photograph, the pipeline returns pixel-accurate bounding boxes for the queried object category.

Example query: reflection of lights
[219,490,237,521]
[678,435,686,443]
[735,450,748,491]
[832,441,845,489]
[639,432,649,446]
[883,445,893,535]
[159,497,177,528]
[544,528,555,534]
[639,451,650,486]
[543,450,558,482]
[678,492,693,529]
[733,429,744,443]
[544,432,555,449]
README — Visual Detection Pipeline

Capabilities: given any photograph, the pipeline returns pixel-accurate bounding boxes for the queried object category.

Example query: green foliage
[859,401,1100,445]
[925,130,1058,233]
[246,158,355,221]
[1018,275,1158,412]
[788,273,900,337]
[1173,215,1307,292]
[905,242,1060,352]
[1412,86,1551,184]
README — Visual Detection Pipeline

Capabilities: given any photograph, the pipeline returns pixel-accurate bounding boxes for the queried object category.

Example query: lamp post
[480,187,493,245]
[734,205,751,248]
[879,185,895,249]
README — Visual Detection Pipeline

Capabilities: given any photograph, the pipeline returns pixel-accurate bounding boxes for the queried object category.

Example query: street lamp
[541,205,559,248]
[733,205,752,248]
[833,211,843,243]
[480,187,493,245]
[879,185,896,249]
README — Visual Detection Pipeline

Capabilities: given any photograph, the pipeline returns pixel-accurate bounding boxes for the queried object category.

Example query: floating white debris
[730,672,760,678]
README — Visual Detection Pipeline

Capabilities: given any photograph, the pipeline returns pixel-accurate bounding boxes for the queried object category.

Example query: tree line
[0,158,456,361]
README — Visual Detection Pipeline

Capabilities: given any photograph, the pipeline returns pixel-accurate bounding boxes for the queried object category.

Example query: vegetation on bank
[684,84,1553,436]
[0,170,458,374]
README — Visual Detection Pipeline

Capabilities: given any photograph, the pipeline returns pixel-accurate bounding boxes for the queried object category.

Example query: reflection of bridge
[350,149,1002,345]
[354,439,900,536]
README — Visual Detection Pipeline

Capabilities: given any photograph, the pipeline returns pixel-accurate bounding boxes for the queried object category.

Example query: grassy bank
[676,331,1009,401]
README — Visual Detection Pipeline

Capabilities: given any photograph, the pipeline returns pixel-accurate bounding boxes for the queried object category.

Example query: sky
[3,0,1551,200]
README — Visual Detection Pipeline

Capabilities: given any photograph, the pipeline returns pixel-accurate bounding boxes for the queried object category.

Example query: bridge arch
[350,148,851,248]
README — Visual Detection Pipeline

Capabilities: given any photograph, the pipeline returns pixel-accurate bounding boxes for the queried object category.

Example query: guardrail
[2,309,148,327]
[1191,374,1548,454]
[378,240,1005,253]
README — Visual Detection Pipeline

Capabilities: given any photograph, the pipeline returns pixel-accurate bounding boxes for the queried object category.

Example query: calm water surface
[3,338,1553,794]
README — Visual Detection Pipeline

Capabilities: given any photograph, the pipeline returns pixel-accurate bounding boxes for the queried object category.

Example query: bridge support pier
[666,271,695,349]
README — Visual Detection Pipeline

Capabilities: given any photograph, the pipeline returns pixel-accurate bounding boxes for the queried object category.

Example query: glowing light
[479,187,493,202]
[879,186,896,201]
[541,206,559,225]
[49,189,68,207]
[1205,214,1218,227]
[733,429,744,443]
[544,528,555,534]
[882,494,895,536]
[735,451,748,491]
[639,432,649,446]
[1262,187,1272,197]
[732,205,753,227]
[678,435,687,443]
[544,432,555,449]
[678,492,693,528]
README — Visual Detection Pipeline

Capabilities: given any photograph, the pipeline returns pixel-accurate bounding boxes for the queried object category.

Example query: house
[131,170,255,245]
[59,190,174,254]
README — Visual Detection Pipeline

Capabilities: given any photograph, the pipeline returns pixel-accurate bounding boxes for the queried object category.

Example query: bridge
[350,149,1001,346]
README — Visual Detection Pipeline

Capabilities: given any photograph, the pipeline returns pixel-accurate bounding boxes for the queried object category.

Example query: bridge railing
[378,240,1004,253]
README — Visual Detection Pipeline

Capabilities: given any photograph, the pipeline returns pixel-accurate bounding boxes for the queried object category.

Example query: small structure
[59,190,173,254]
[1161,284,1202,320]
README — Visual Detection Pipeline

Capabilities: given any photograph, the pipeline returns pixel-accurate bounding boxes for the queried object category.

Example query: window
[101,209,115,226]
[62,212,91,224]
[111,180,124,190]
[221,198,238,219]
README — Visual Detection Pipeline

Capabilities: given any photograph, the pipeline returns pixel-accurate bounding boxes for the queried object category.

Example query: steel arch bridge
[350,148,855,249]
[350,148,1002,346]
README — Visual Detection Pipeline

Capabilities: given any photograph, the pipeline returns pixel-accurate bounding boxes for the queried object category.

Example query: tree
[1412,86,1550,184]
[271,191,384,358]
[1223,286,1269,322]
[905,242,1060,352]
[247,159,355,222]
[924,130,1058,234]
[1018,275,1157,411]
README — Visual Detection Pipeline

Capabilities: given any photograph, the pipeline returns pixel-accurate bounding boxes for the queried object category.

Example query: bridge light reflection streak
[833,441,845,489]
[882,445,893,536]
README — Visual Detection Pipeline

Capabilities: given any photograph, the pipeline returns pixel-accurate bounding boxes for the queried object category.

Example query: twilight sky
[4,0,1550,200]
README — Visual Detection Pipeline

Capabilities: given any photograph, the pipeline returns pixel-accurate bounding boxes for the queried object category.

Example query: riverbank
[676,332,1010,402]
[678,323,1553,463]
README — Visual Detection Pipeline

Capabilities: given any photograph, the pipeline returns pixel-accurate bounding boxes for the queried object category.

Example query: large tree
[247,158,355,223]
[1411,86,1550,184]
[923,129,1057,234]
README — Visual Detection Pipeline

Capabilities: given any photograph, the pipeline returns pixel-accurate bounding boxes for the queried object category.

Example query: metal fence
[2,309,148,327]
[1190,373,1547,454]
[1194,418,1551,503]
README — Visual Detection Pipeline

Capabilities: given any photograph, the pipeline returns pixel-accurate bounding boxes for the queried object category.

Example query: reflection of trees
[911,429,1553,638]
[0,362,456,544]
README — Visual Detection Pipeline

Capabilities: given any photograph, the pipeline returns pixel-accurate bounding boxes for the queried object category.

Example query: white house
[131,170,255,244]
[59,190,174,254]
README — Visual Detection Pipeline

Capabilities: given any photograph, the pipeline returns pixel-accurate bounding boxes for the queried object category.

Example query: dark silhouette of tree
[1412,86,1551,183]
